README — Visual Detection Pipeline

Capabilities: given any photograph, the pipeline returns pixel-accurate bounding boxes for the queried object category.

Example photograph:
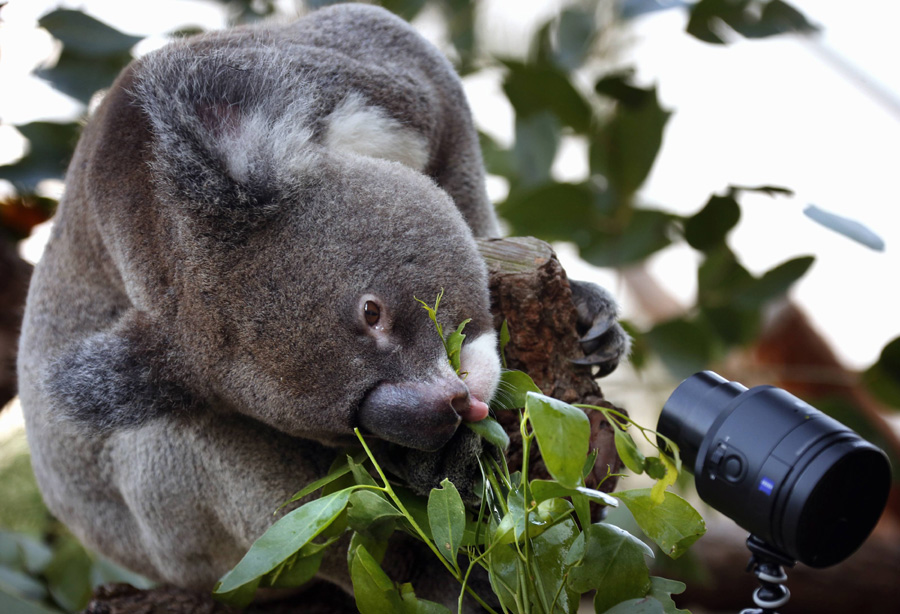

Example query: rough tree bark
[80,237,622,613]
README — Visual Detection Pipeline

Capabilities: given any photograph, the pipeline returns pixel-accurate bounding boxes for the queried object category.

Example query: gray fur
[17,3,623,608]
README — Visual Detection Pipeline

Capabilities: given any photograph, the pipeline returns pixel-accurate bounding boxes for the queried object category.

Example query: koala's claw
[569,279,630,377]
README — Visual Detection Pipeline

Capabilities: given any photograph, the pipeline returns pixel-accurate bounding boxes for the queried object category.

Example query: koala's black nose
[358,377,471,451]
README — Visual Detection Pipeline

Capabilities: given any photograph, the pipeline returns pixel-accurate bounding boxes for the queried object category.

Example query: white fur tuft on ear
[217,103,318,185]
[326,92,429,171]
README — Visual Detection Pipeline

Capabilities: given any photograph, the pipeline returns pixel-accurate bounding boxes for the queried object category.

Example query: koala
[17,2,628,608]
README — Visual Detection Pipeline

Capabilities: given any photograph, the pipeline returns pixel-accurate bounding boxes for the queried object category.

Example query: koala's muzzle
[358,378,471,451]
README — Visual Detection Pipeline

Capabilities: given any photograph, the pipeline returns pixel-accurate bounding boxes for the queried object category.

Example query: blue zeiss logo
[758,477,775,495]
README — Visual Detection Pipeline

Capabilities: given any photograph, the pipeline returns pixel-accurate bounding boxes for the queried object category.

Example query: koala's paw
[569,279,631,377]
[387,427,491,506]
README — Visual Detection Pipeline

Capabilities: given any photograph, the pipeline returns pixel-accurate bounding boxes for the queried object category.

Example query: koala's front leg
[569,279,631,377]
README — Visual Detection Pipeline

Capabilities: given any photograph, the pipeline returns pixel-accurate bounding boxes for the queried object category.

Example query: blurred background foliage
[1,0,899,612]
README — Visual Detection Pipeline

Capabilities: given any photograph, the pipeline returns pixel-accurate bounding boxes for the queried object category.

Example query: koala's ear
[46,314,192,431]
[133,46,316,227]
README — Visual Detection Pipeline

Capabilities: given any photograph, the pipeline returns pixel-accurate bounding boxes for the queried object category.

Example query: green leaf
[350,544,405,614]
[642,457,667,481]
[0,565,48,602]
[348,532,389,571]
[348,490,403,541]
[553,8,596,71]
[399,584,454,614]
[687,0,818,44]
[427,479,466,568]
[0,122,81,193]
[89,555,155,590]
[614,429,646,475]
[530,480,618,509]
[0,589,61,614]
[567,523,652,612]
[580,209,673,268]
[348,455,378,488]
[498,182,597,246]
[264,542,325,589]
[644,318,718,379]
[649,454,678,505]
[733,256,815,309]
[39,9,142,57]
[602,597,666,613]
[864,336,900,410]
[43,538,92,612]
[683,194,741,252]
[526,393,591,489]
[282,453,363,508]
[530,519,581,613]
[613,489,706,559]
[592,76,671,195]
[37,51,133,104]
[491,370,542,411]
[445,319,471,374]
[647,576,689,614]
[513,111,560,187]
[486,542,521,613]
[502,61,593,134]
[215,488,352,603]
[465,417,510,451]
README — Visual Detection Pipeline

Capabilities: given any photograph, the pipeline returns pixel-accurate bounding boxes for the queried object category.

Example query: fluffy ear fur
[133,49,319,228]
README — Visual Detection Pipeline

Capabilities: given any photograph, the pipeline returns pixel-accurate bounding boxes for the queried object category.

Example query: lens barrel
[658,371,892,567]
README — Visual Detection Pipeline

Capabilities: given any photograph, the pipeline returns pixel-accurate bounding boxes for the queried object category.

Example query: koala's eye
[363,301,381,327]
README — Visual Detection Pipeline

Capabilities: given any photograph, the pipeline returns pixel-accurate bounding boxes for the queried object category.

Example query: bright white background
[1,0,898,372]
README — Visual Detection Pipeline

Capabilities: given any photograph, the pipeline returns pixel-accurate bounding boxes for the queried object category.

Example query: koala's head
[119,36,501,450]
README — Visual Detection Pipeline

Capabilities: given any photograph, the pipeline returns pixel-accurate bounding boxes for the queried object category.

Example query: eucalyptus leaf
[647,576,689,614]
[350,544,405,614]
[39,9,141,57]
[502,61,592,133]
[0,122,81,193]
[602,597,666,614]
[553,8,596,71]
[733,256,815,309]
[486,542,521,613]
[614,429,646,475]
[0,589,60,614]
[445,319,470,374]
[465,417,510,450]
[492,370,543,411]
[348,490,403,541]
[526,393,591,489]
[514,111,560,187]
[567,523,652,612]
[613,490,706,559]
[427,479,466,567]
[530,519,581,613]
[580,209,673,268]
[863,336,900,410]
[645,318,718,380]
[43,538,92,612]
[0,565,48,601]
[215,488,353,602]
[683,194,740,252]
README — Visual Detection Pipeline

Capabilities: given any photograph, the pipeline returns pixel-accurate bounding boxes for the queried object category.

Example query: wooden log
[477,237,622,496]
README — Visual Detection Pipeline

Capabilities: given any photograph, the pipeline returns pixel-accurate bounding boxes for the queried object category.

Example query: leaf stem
[354,429,500,614]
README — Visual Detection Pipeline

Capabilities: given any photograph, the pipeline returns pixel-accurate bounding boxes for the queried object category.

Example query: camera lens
[658,371,892,567]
